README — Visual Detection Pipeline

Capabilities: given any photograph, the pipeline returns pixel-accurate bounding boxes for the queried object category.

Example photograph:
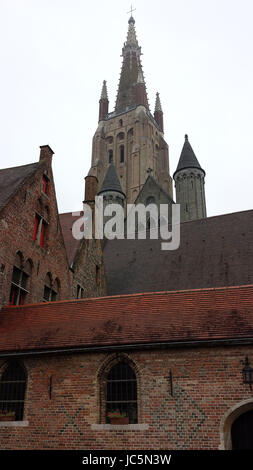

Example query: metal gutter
[0,337,253,358]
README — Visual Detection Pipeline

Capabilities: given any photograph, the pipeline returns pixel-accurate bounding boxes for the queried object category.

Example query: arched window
[120,145,124,163]
[41,174,49,194]
[43,273,58,301]
[0,361,27,421]
[109,149,113,163]
[106,360,137,424]
[145,196,156,206]
[9,253,32,305]
[77,284,84,299]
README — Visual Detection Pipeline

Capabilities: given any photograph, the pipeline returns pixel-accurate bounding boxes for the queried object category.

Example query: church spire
[154,92,164,132]
[154,92,162,112]
[100,80,108,100]
[126,15,138,46]
[99,80,109,122]
[115,16,149,113]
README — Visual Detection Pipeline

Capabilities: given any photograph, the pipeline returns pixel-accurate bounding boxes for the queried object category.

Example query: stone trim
[219,399,253,450]
[0,420,29,427]
[91,424,149,431]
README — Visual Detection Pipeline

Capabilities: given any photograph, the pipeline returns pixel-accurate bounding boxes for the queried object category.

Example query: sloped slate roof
[98,163,125,196]
[0,162,39,212]
[103,209,253,296]
[174,135,204,176]
[1,285,253,354]
[59,212,82,266]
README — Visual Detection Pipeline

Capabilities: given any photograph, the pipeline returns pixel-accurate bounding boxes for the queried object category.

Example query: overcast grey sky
[0,0,252,216]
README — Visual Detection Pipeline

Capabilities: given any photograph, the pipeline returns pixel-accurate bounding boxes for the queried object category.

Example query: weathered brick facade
[0,346,252,449]
[0,146,106,307]
[0,147,72,306]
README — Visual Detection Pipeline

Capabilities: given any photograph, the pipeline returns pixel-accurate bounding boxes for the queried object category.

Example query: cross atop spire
[127,4,136,17]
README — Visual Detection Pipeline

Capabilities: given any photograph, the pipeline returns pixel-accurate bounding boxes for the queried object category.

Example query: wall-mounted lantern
[242,356,253,390]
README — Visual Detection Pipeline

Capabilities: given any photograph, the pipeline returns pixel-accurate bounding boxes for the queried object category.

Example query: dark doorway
[231,409,253,449]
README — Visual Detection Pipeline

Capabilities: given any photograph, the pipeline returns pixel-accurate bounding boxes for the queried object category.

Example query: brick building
[0,145,106,308]
[0,15,253,450]
[1,286,253,449]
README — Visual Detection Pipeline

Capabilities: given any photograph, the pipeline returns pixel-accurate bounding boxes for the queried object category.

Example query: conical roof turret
[174,135,205,177]
[98,163,125,197]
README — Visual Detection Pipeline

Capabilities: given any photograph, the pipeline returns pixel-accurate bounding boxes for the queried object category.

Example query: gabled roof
[98,163,125,196]
[0,162,39,212]
[174,135,204,177]
[1,284,253,355]
[133,174,174,205]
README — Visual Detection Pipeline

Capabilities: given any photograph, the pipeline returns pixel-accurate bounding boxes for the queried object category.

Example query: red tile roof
[1,285,253,355]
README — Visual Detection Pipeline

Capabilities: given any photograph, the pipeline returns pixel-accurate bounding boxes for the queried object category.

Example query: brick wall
[0,156,72,305]
[0,345,252,449]
[71,238,107,299]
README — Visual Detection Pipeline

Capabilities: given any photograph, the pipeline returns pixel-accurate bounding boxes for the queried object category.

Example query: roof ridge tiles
[3,283,253,312]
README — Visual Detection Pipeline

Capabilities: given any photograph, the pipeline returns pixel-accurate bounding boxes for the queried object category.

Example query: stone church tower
[89,15,173,205]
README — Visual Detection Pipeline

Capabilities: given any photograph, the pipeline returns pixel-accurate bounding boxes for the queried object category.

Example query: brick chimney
[84,175,98,202]
[39,145,54,161]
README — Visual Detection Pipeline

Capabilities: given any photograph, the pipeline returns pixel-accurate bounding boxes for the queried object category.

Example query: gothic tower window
[145,196,156,206]
[9,254,32,306]
[0,361,27,421]
[120,145,125,163]
[109,150,113,163]
[106,360,137,424]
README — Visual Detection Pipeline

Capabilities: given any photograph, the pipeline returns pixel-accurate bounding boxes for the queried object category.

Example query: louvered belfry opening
[0,361,26,420]
[106,360,137,423]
